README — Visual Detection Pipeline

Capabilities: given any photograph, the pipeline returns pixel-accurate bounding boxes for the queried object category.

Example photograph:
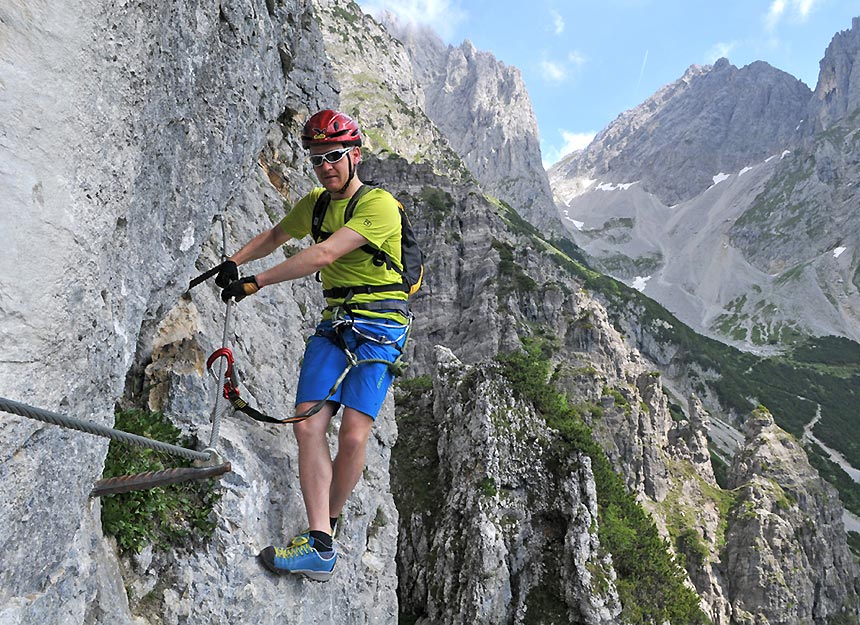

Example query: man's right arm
[230,225,292,266]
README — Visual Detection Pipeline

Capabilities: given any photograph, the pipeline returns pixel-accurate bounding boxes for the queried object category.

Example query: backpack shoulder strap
[343,184,373,223]
[312,185,375,242]
[311,190,332,242]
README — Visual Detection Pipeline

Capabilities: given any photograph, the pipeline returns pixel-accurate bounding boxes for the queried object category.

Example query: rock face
[810,16,860,131]
[2,1,859,624]
[394,347,620,625]
[1,0,289,621]
[726,408,860,622]
[380,15,562,233]
[0,0,400,623]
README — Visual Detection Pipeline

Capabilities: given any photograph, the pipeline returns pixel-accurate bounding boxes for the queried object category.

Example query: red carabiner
[206,347,236,384]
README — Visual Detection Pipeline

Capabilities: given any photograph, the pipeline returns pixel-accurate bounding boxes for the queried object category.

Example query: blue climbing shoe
[259,536,337,581]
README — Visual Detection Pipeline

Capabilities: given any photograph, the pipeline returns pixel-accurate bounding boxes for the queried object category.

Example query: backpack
[310,184,424,300]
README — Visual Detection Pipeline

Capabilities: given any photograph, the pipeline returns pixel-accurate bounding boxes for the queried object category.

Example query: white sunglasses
[308,147,352,167]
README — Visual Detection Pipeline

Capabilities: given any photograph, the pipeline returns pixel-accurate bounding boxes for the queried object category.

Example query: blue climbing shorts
[295,316,410,419]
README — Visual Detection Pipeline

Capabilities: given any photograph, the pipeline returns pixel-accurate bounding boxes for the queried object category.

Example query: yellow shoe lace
[291,531,310,546]
[275,537,313,560]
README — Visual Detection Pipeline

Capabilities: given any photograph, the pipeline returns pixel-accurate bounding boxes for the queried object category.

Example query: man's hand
[214,260,239,288]
[221,276,260,302]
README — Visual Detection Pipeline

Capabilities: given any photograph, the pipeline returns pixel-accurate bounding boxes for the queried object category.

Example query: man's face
[309,143,358,192]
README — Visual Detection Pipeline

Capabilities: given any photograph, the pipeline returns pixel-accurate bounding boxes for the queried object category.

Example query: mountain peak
[550,56,811,206]
[810,14,860,128]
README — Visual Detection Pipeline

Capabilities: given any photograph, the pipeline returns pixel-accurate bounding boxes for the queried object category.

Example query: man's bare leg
[293,401,336,533]
[329,407,374,520]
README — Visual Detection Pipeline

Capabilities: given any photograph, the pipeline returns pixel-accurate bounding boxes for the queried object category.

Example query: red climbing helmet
[301,109,363,148]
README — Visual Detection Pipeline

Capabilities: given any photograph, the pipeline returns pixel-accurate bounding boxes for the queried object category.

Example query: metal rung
[90,463,232,497]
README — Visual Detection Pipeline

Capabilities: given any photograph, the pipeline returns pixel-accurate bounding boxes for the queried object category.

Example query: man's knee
[339,428,370,455]
[293,404,330,443]
[339,410,373,452]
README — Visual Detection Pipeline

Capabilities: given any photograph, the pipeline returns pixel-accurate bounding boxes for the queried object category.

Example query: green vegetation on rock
[497,340,709,625]
[100,409,220,554]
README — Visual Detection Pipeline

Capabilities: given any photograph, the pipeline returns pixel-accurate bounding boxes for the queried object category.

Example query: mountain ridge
[549,19,860,352]
[1,1,859,624]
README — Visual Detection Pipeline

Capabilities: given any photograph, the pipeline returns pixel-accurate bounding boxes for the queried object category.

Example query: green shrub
[496,343,708,624]
[100,409,220,553]
[491,239,539,298]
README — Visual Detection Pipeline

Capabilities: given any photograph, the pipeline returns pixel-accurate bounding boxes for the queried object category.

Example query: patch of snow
[834,246,847,258]
[596,181,638,192]
[566,217,584,230]
[631,275,651,291]
[738,166,753,177]
[712,172,730,185]
[781,150,791,159]
[765,154,778,163]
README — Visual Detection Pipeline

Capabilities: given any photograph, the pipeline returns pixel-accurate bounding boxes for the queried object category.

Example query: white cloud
[540,59,567,82]
[551,9,565,35]
[765,0,820,31]
[358,0,466,40]
[766,0,786,31]
[542,130,596,167]
[560,131,595,153]
[539,51,586,84]
[568,51,587,67]
[706,41,736,63]
[795,0,817,19]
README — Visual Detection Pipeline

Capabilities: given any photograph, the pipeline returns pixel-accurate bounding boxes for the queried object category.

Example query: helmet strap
[337,153,356,195]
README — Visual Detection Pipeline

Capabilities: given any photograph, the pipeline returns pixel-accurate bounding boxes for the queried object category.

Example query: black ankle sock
[330,517,338,532]
[310,530,333,553]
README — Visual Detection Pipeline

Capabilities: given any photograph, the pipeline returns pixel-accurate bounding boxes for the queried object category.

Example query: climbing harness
[202,304,413,424]
[292,302,413,421]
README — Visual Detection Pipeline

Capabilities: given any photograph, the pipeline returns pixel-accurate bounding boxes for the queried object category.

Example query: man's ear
[352,146,362,163]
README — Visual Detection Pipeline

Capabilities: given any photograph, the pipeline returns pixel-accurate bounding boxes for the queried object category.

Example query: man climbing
[218,109,417,581]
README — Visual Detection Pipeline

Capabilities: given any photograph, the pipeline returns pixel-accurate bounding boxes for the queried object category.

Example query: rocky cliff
[548,19,860,351]
[726,408,860,622]
[1,1,858,624]
[379,15,562,234]
[550,58,811,207]
[810,16,860,131]
[1,0,401,623]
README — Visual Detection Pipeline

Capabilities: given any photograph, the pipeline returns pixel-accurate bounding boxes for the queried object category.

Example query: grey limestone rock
[725,408,860,623]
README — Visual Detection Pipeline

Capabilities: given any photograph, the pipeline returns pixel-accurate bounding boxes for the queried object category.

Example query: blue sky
[356,0,859,167]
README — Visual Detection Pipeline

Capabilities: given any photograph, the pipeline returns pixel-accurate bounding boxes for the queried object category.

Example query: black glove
[214,260,239,288]
[221,276,260,303]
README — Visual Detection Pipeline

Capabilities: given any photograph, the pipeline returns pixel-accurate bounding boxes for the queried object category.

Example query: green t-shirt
[278,187,407,322]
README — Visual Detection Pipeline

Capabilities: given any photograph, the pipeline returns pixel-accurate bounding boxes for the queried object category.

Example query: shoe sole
[294,567,335,582]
